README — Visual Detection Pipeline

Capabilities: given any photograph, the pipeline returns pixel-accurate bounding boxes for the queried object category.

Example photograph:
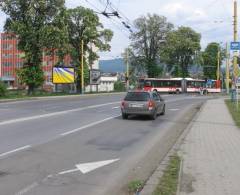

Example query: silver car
[121,91,165,120]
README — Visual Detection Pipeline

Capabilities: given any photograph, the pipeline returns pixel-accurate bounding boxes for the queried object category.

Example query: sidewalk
[179,98,240,195]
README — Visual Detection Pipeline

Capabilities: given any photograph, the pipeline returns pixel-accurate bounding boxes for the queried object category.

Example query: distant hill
[99,58,126,73]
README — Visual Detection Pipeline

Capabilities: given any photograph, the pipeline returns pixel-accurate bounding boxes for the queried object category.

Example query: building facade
[0,33,25,88]
[0,32,106,92]
[0,33,72,89]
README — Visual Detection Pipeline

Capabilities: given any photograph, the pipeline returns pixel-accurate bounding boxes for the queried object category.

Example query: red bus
[185,78,205,93]
[205,80,221,93]
[139,78,183,94]
[139,78,221,93]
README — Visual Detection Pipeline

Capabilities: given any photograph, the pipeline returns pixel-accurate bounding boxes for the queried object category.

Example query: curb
[140,101,206,195]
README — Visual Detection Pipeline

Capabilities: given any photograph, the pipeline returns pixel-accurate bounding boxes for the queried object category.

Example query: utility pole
[233,0,239,105]
[81,40,84,94]
[217,49,220,81]
[226,42,230,94]
[233,0,239,84]
[126,48,129,91]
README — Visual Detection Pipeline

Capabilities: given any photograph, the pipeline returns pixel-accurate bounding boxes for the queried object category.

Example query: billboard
[52,67,75,84]
[89,69,101,85]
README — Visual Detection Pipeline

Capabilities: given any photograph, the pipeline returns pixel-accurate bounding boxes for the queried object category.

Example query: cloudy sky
[0,0,235,60]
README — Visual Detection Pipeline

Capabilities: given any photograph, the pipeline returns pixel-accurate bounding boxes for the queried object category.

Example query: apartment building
[0,33,103,92]
[0,33,25,88]
[0,33,72,89]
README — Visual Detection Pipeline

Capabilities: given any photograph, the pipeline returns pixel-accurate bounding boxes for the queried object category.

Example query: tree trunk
[27,84,34,95]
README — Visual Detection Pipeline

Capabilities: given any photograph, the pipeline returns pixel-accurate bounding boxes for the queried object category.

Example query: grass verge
[128,180,144,194]
[152,154,181,195]
[225,100,240,128]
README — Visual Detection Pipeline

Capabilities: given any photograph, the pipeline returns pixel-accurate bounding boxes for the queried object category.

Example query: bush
[0,81,7,97]
[114,81,125,92]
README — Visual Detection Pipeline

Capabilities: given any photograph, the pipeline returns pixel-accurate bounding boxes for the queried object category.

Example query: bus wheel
[176,90,180,94]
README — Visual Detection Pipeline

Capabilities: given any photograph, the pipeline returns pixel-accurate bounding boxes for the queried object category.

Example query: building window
[3,62,13,67]
[4,71,12,76]
[2,54,13,58]
[16,62,24,68]
[1,34,15,40]
[2,44,13,50]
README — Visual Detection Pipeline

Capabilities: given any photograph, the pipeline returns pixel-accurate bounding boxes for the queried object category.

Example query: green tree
[0,80,7,97]
[162,27,201,77]
[42,7,70,65]
[128,14,173,78]
[114,81,125,92]
[1,0,66,94]
[17,65,45,94]
[66,6,113,92]
[202,42,225,79]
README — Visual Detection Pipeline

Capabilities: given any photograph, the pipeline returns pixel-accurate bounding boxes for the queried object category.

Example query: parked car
[121,90,165,120]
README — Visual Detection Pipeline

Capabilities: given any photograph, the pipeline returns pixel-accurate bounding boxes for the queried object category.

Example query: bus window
[144,81,152,87]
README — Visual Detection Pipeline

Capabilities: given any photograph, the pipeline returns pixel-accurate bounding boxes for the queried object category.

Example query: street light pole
[226,42,230,94]
[126,48,129,91]
[217,48,220,81]
[233,0,239,106]
[81,39,84,94]
[233,0,239,84]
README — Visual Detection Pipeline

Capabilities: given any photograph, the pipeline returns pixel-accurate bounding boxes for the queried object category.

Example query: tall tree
[129,14,173,78]
[66,6,113,92]
[202,42,224,79]
[162,27,201,77]
[0,0,66,94]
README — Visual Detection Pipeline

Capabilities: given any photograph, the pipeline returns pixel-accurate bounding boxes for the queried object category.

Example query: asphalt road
[0,93,212,195]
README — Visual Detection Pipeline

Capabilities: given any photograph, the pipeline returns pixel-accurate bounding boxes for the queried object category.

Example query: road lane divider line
[169,108,180,111]
[15,182,38,195]
[61,115,121,136]
[0,145,31,158]
[0,101,120,126]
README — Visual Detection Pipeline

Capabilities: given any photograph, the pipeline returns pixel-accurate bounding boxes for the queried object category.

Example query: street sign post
[230,42,240,50]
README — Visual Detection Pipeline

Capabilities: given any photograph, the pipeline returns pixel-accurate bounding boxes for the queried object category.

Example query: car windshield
[124,92,150,101]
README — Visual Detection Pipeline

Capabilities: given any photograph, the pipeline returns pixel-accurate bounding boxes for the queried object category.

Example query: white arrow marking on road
[58,159,119,175]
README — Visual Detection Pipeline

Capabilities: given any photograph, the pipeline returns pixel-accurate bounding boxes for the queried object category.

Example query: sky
[0,0,236,60]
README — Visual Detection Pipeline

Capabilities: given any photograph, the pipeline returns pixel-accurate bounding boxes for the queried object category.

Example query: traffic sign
[230,42,240,50]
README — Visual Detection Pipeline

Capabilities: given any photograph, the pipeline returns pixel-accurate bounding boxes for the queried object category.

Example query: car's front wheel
[150,110,157,120]
[122,113,128,119]
[160,105,165,115]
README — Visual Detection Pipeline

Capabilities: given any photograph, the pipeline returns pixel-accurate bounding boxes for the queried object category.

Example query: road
[0,93,212,195]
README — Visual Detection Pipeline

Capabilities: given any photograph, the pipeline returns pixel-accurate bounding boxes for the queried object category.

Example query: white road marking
[0,101,120,126]
[76,158,120,174]
[169,109,179,111]
[0,145,31,158]
[61,115,120,136]
[59,159,120,175]
[58,168,79,175]
[15,182,39,195]
[112,106,120,109]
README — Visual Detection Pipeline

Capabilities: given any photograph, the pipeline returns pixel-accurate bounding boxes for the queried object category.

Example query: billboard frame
[52,66,76,84]
[89,69,101,85]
